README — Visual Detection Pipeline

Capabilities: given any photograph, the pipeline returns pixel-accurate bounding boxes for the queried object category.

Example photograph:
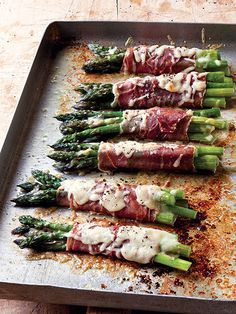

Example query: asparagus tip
[11,225,30,235]
[13,238,25,248]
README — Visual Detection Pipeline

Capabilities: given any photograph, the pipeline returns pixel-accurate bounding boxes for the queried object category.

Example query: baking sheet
[0,22,235,313]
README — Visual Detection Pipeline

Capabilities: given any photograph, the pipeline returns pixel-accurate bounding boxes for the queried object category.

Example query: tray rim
[0,20,235,310]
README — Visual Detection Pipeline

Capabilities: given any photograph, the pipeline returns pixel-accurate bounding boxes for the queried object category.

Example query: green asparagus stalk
[50,142,99,152]
[56,108,220,123]
[59,117,123,135]
[11,189,57,206]
[154,253,191,271]
[192,108,221,118]
[82,53,125,74]
[205,88,235,97]
[163,204,197,219]
[56,124,121,144]
[75,83,114,103]
[206,72,225,82]
[164,188,185,199]
[17,170,63,193]
[18,215,72,232]
[55,110,123,122]
[188,124,215,134]
[194,155,219,171]
[207,82,234,88]
[196,146,224,156]
[156,212,177,225]
[202,97,226,108]
[87,43,125,57]
[191,116,227,129]
[197,59,228,71]
[13,215,192,271]
[188,133,216,144]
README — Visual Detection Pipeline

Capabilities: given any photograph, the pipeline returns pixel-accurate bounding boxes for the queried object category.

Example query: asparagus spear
[59,117,123,135]
[13,215,192,271]
[87,43,125,57]
[12,189,57,206]
[56,108,220,122]
[18,170,63,193]
[83,53,125,74]
[192,108,221,118]
[55,110,123,122]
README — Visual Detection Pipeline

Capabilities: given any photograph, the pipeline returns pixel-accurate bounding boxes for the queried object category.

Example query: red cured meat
[98,142,196,173]
[114,75,206,109]
[122,45,196,75]
[121,107,192,141]
[66,224,123,259]
[57,182,157,222]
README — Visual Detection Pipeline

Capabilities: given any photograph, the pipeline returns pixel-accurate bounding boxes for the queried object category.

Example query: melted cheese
[75,223,115,252]
[71,223,179,264]
[60,179,99,205]
[132,45,199,65]
[59,179,127,212]
[99,141,158,158]
[111,82,119,107]
[100,185,126,212]
[116,226,178,263]
[135,185,163,209]
[113,73,206,108]
[121,109,149,133]
[173,154,184,168]
[99,141,180,159]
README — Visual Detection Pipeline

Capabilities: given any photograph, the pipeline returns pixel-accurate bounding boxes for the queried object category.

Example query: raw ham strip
[121,107,192,141]
[98,141,196,173]
[57,180,161,222]
[112,73,207,109]
[122,45,199,75]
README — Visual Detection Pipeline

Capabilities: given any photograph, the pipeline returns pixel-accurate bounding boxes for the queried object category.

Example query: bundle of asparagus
[74,72,235,110]
[48,141,224,173]
[13,215,192,271]
[82,43,230,75]
[55,107,228,144]
[12,170,198,226]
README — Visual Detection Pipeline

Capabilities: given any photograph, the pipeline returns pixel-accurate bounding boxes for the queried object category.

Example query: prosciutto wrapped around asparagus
[13,215,192,271]
[75,72,235,110]
[12,170,198,226]
[83,43,230,76]
[56,107,228,144]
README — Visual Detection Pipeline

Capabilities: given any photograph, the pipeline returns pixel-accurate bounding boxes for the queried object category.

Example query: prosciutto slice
[98,141,196,173]
[66,222,178,264]
[57,180,161,222]
[122,45,199,75]
[121,107,192,141]
[112,73,206,109]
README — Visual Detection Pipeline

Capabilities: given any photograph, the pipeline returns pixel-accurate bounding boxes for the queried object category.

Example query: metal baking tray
[0,22,235,313]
